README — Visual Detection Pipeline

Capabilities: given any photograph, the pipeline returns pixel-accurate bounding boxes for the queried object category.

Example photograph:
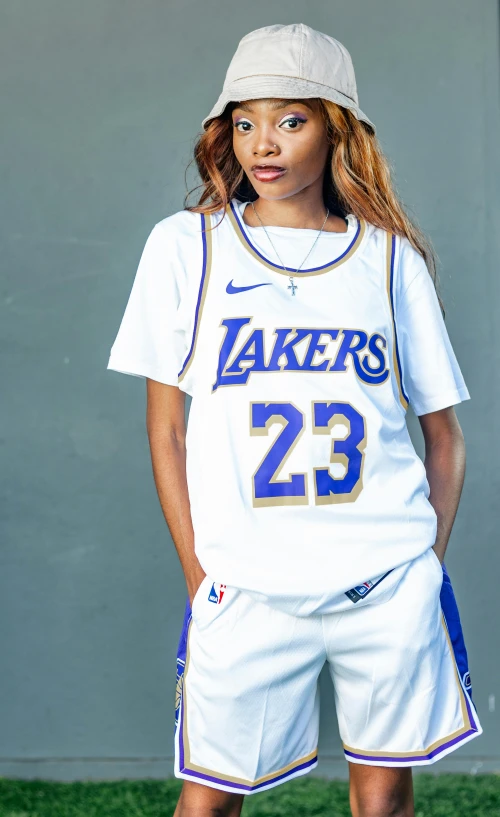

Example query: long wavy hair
[184,98,444,315]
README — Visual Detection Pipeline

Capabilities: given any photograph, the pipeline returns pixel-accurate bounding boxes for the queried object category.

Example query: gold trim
[178,213,213,383]
[180,619,318,785]
[227,202,366,276]
[385,231,409,410]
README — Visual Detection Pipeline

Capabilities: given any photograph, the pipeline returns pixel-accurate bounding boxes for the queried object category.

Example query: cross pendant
[288,279,298,296]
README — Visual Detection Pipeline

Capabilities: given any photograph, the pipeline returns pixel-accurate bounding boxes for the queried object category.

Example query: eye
[280,116,307,129]
[233,119,254,132]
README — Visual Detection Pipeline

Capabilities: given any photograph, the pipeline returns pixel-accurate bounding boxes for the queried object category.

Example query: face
[230,97,331,201]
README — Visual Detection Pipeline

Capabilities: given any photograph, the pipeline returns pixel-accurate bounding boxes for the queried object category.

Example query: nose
[252,129,281,158]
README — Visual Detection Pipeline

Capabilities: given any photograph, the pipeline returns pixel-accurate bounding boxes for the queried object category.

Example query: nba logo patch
[356,581,374,596]
[345,570,393,604]
[345,579,375,603]
[208,582,227,604]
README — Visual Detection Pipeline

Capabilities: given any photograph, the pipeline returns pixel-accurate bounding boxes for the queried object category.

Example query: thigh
[174,577,325,796]
[348,763,414,817]
[325,547,482,767]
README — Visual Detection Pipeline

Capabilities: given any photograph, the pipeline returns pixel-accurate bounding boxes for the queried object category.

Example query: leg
[348,763,414,817]
[173,780,244,817]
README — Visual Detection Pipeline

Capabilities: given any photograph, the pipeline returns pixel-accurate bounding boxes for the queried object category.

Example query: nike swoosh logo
[226,280,272,294]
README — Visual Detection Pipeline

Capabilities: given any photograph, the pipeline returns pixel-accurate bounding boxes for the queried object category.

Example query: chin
[251,186,297,201]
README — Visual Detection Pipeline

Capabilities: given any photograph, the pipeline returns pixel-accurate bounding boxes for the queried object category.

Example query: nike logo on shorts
[226,280,272,294]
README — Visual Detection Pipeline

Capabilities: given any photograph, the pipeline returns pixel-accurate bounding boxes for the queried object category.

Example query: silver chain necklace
[250,201,330,296]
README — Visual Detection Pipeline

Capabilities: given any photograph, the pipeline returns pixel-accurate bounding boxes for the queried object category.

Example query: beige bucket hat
[201,23,375,132]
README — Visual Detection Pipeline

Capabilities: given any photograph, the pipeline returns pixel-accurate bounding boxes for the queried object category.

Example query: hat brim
[201,75,376,132]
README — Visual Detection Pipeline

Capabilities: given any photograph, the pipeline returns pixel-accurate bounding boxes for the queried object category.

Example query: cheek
[232,136,249,167]
[292,135,329,172]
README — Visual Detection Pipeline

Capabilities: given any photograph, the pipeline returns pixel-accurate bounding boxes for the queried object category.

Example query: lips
[251,165,287,182]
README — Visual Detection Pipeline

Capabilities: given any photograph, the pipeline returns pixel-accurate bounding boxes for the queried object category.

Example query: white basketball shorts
[173,547,482,796]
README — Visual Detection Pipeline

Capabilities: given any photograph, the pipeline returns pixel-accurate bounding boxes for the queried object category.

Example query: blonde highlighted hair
[184,98,444,315]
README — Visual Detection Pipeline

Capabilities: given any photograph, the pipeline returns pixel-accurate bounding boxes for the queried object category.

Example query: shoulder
[396,234,425,264]
[388,236,436,318]
[153,207,206,242]
[359,220,395,259]
[361,223,430,305]
[365,224,428,286]
[139,209,209,273]
[396,235,429,293]
[153,205,227,251]
[139,208,216,296]
[361,222,423,266]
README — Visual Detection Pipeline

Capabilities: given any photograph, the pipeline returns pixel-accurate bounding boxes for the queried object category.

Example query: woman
[107,23,482,817]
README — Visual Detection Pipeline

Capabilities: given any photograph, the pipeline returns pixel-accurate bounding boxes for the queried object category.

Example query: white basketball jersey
[108,198,470,615]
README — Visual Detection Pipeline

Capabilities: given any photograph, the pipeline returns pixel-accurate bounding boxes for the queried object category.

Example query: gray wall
[1,0,499,781]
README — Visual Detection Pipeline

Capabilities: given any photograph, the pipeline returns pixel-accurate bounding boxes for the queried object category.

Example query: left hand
[432,545,445,565]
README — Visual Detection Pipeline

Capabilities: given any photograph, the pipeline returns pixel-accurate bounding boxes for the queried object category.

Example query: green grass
[0,774,499,816]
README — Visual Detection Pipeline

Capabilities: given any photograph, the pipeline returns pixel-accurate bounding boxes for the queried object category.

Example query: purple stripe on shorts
[440,568,479,731]
[344,725,479,763]
[175,600,191,751]
[178,751,318,792]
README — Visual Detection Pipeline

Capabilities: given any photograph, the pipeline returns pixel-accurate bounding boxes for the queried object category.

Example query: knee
[349,766,413,817]
[351,790,411,817]
[175,780,244,817]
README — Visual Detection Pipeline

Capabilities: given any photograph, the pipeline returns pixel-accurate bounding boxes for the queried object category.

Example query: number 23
[250,401,367,507]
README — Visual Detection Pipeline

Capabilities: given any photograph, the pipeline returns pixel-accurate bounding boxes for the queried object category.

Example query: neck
[242,189,347,233]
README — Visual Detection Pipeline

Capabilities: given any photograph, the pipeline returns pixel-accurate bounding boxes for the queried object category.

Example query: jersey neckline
[226,198,367,276]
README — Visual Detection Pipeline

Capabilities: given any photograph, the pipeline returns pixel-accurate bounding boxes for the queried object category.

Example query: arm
[145,378,206,605]
[418,405,466,564]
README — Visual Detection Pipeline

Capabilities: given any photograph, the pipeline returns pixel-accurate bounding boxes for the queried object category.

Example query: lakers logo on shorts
[175,658,185,726]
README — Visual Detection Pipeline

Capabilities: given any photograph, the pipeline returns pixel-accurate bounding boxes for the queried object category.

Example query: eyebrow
[232,99,315,113]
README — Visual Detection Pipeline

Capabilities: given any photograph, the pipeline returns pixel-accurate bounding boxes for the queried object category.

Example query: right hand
[187,569,207,608]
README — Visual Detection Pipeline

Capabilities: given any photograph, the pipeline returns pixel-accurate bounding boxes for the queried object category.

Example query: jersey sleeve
[107,221,188,386]
[395,238,470,416]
